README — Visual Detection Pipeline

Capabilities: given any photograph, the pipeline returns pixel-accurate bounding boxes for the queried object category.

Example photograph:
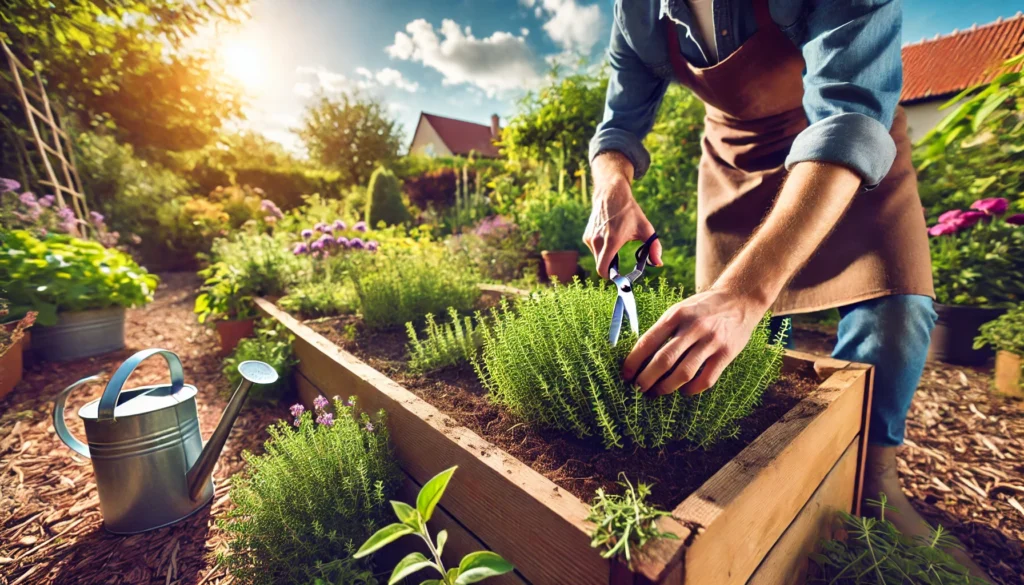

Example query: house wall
[409,119,453,158]
[903,99,956,141]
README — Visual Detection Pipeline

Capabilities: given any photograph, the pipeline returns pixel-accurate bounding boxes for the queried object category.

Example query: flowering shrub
[473,280,784,449]
[928,197,1024,307]
[222,319,297,404]
[218,397,400,585]
[290,217,379,260]
[0,230,158,325]
[1,178,120,247]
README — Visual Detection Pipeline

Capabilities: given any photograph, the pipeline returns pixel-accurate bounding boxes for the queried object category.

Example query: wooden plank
[746,437,859,585]
[781,350,850,380]
[663,367,867,585]
[994,351,1023,398]
[260,299,606,585]
[849,363,873,517]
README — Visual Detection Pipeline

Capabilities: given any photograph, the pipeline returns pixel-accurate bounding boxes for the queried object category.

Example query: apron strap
[753,0,774,30]
[663,19,697,86]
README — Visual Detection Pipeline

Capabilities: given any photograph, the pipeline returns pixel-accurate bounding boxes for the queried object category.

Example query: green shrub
[279,280,360,319]
[406,308,481,373]
[474,280,784,449]
[353,245,481,330]
[0,230,158,325]
[975,304,1024,356]
[810,494,985,584]
[194,262,258,324]
[219,397,401,585]
[208,231,309,297]
[446,216,539,284]
[222,318,298,404]
[365,167,411,227]
[520,192,589,252]
[587,474,677,567]
[929,211,1024,308]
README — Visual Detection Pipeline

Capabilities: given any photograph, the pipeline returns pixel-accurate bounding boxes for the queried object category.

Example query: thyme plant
[474,280,784,449]
[810,495,989,584]
[406,307,482,373]
[355,466,514,585]
[219,397,401,585]
[587,474,678,567]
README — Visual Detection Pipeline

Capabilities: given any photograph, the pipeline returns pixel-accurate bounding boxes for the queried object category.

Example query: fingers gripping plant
[355,466,514,585]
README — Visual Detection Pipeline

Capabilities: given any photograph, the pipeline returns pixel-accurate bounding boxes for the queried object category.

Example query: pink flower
[313,395,329,410]
[293,242,309,255]
[38,195,55,208]
[353,221,368,232]
[364,421,374,432]
[1006,213,1024,226]
[316,412,335,426]
[970,197,1009,216]
[0,177,21,193]
[928,222,959,236]
[951,211,986,229]
[937,209,963,224]
[19,192,37,207]
[289,404,305,417]
[313,222,329,233]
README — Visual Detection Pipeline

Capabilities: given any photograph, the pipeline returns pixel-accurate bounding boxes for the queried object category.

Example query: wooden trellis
[1,38,91,232]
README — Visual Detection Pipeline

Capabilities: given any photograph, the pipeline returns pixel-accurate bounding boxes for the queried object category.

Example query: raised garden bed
[256,294,873,585]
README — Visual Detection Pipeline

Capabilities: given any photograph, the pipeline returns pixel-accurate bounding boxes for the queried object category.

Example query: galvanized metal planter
[31,307,126,362]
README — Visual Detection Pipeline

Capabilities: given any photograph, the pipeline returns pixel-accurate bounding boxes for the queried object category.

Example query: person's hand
[584,154,663,278]
[622,288,769,396]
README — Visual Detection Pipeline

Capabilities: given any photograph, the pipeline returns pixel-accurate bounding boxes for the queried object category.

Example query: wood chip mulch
[0,273,284,585]
[795,328,1024,585]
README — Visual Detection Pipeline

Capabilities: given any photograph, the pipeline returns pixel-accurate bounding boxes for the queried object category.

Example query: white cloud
[521,27,530,36]
[386,18,542,96]
[293,81,315,98]
[295,65,348,93]
[538,0,602,53]
[355,66,373,78]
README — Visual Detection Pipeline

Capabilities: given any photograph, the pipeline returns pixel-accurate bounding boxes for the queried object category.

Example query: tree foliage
[365,166,411,226]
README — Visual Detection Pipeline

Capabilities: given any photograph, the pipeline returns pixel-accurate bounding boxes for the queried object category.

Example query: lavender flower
[19,192,37,207]
[90,211,105,226]
[56,207,77,233]
[293,417,302,427]
[365,240,379,252]
[314,222,329,233]
[292,242,309,255]
[353,220,368,232]
[335,236,350,248]
[344,399,354,407]
[332,219,347,231]
[317,234,334,248]
[0,177,21,193]
[316,412,335,426]
[313,395,329,410]
[260,199,284,219]
[38,195,55,208]
[301,228,314,240]
[349,237,365,250]
[364,421,374,432]
[290,403,306,417]
[310,239,325,252]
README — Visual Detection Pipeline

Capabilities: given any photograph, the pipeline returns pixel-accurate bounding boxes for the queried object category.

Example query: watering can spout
[186,361,278,501]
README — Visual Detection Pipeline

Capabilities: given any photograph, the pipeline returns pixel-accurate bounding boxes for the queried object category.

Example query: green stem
[420,523,449,584]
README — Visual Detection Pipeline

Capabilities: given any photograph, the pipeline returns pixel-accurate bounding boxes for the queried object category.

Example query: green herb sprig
[586,474,678,567]
[406,307,482,373]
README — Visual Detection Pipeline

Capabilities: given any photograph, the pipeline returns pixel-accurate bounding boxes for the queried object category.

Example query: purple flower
[19,192,37,207]
[56,207,77,233]
[301,229,314,240]
[90,211,105,226]
[335,236,350,248]
[1006,213,1024,226]
[318,233,334,246]
[332,219,347,231]
[971,197,1009,216]
[473,215,514,238]
[937,209,962,224]
[353,221,368,232]
[0,177,21,193]
[366,240,379,252]
[316,413,335,426]
[310,239,325,252]
[260,199,284,219]
[349,237,365,250]
[38,195,55,208]
[344,399,354,407]
[292,242,309,255]
[313,395,329,410]
[314,222,329,233]
[290,403,306,417]
[928,222,958,237]
[364,421,374,432]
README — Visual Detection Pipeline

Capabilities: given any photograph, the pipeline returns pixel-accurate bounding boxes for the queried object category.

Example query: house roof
[901,13,1024,104]
[418,112,501,158]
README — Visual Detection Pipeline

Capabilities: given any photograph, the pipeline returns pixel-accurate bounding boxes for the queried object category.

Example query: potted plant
[0,300,35,399]
[524,194,589,284]
[926,198,1023,365]
[195,261,258,356]
[0,230,158,362]
[974,305,1024,397]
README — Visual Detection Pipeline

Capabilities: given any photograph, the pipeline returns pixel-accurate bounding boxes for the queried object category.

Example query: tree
[297,92,403,188]
[365,166,411,226]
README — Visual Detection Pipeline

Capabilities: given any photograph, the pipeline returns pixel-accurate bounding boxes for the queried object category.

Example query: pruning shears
[608,233,659,347]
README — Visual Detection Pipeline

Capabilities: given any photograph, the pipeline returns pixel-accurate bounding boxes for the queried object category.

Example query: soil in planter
[309,317,817,509]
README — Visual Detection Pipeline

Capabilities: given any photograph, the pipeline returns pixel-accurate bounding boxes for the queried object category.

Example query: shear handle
[609,233,659,282]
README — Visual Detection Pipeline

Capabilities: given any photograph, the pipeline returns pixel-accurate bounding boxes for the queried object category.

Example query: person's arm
[585,7,670,275]
[624,0,905,395]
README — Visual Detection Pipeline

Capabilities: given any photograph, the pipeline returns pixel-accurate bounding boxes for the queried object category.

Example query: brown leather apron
[664,0,934,315]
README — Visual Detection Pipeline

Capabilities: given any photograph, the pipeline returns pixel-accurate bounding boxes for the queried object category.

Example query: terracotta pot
[928,303,1005,366]
[0,337,24,400]
[216,318,255,356]
[540,250,579,285]
[994,351,1022,398]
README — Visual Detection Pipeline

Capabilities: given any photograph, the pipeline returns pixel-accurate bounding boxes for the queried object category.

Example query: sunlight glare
[218,35,270,94]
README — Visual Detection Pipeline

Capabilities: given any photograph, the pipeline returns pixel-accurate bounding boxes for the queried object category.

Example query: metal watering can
[53,348,278,534]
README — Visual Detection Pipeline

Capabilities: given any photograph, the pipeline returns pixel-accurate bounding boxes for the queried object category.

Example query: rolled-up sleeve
[589,8,668,180]
[785,0,903,187]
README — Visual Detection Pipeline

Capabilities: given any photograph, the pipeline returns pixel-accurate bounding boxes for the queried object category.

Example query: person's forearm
[591,151,634,191]
[713,161,862,307]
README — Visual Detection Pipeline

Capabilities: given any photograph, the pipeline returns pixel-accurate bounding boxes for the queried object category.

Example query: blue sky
[213,0,1024,153]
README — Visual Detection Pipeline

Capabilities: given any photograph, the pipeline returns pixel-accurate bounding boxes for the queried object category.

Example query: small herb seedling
[586,474,678,567]
[355,466,514,585]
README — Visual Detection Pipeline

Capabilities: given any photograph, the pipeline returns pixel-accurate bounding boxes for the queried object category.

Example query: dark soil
[308,317,818,510]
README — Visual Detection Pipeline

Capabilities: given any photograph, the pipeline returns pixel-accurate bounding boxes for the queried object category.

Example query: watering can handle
[53,375,103,458]
[97,348,185,421]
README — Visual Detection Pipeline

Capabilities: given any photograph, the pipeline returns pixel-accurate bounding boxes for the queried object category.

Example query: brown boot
[862,445,991,582]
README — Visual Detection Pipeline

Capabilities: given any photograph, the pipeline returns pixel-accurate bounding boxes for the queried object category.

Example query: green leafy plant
[406,308,481,373]
[194,262,257,324]
[587,474,678,567]
[520,191,589,252]
[219,397,401,585]
[975,304,1024,356]
[366,166,412,227]
[353,245,481,330]
[0,230,158,325]
[223,319,298,404]
[208,231,308,298]
[810,494,988,584]
[279,280,361,319]
[354,466,515,585]
[474,280,784,449]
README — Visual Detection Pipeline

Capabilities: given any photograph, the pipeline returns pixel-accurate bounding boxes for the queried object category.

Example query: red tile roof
[901,13,1024,104]
[420,112,501,158]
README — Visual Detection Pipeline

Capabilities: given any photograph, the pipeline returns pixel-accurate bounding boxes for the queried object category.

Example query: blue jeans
[771,295,937,447]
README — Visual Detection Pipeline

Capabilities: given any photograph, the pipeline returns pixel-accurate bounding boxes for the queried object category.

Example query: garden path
[0,272,282,585]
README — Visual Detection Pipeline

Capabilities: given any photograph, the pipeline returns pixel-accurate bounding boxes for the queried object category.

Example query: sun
[217,35,269,94]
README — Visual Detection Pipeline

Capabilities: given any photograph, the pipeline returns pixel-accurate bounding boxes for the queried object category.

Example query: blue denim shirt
[590,0,903,187]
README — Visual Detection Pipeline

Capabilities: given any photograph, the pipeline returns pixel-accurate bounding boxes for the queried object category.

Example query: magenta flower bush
[289,218,379,258]
[3,177,120,247]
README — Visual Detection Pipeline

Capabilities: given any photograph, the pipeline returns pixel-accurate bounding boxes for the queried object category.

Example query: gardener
[585,0,986,575]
